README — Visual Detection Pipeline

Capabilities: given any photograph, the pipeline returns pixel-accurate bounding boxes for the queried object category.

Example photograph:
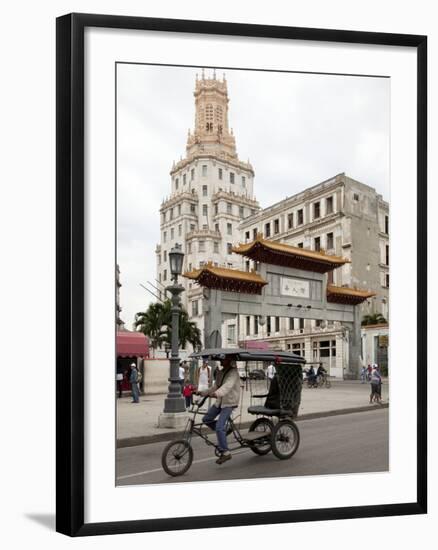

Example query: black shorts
[371,383,380,395]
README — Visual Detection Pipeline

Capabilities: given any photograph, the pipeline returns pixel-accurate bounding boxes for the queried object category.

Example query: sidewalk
[117,379,389,447]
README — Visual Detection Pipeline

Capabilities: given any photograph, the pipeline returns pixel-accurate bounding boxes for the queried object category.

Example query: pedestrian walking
[369,365,382,404]
[116,360,124,398]
[129,362,140,403]
[360,366,367,383]
[367,364,372,382]
[183,380,196,409]
[196,360,212,393]
[179,361,186,392]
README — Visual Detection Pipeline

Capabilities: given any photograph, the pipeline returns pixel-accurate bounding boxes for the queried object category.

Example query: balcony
[186,228,221,240]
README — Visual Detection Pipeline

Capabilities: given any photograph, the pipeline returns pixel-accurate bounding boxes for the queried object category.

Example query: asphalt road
[116,409,388,486]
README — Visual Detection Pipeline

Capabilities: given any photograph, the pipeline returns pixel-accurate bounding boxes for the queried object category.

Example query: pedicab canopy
[189,348,306,365]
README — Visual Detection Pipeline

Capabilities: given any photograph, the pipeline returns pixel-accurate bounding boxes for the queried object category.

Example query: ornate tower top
[187,70,237,158]
[171,70,254,176]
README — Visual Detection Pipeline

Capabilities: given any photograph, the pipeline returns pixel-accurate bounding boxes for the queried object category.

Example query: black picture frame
[56,12,427,537]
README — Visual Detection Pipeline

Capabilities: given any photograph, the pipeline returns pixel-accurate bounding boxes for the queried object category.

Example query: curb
[116,402,389,449]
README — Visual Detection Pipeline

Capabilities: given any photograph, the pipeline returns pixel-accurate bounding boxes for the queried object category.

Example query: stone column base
[157,412,190,430]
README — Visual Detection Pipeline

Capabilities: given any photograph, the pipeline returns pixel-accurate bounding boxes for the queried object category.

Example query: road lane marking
[117,449,248,480]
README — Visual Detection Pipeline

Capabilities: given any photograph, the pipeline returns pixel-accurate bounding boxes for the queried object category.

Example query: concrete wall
[142,358,171,395]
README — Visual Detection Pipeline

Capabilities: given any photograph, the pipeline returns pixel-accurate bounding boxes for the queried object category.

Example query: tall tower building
[156,71,260,340]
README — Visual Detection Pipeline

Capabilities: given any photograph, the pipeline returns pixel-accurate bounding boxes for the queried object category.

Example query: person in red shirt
[183,381,196,409]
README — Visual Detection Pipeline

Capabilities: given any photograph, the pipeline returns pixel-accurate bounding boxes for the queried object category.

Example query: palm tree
[134,302,167,356]
[135,300,202,353]
[361,313,387,326]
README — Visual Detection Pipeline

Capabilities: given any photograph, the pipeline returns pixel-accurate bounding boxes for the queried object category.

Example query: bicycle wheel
[248,417,274,455]
[271,420,300,460]
[161,439,193,476]
[325,378,332,388]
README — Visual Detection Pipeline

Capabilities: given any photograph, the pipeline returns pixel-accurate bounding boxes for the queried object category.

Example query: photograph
[115,64,390,485]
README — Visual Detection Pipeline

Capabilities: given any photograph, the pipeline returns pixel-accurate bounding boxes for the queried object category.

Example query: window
[246,316,251,336]
[297,209,304,225]
[289,317,294,330]
[274,219,280,234]
[313,201,320,219]
[385,215,389,234]
[202,224,208,230]
[326,196,333,214]
[230,172,235,184]
[275,317,280,332]
[213,242,219,253]
[227,324,236,344]
[326,232,334,250]
[188,263,192,271]
[386,244,389,265]
[163,231,167,243]
[354,193,360,201]
[214,223,219,233]
[169,208,173,220]
[158,254,161,265]
[192,300,199,316]
[178,224,182,236]
[239,205,244,217]
[178,204,181,216]
[254,316,259,335]
[288,213,293,229]
[386,273,390,288]
[163,250,167,261]
[242,176,246,186]
[297,242,304,248]
[267,317,272,336]
[202,204,208,216]
[187,243,192,254]
[265,222,271,238]
[202,185,208,196]
[218,168,223,180]
[253,228,258,240]
[199,241,205,253]
[190,223,195,232]
[227,202,232,214]
[202,165,208,176]
[327,270,334,284]
[292,342,303,356]
[191,168,195,180]
[227,223,232,235]
[299,318,305,330]
[175,179,179,191]
[190,204,195,214]
[245,260,250,272]
[183,174,186,186]
[170,228,174,240]
[314,236,321,251]
[163,269,167,281]
[214,203,218,215]
[227,242,233,254]
[245,231,250,242]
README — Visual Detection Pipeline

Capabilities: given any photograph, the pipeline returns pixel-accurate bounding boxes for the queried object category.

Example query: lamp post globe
[169,244,184,279]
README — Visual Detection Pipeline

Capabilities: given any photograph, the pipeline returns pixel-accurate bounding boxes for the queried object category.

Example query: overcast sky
[117,64,390,328]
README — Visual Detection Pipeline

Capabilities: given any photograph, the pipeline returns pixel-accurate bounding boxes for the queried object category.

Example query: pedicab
[161,348,305,476]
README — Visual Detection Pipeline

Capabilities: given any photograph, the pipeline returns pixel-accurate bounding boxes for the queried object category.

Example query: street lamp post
[161,244,186,418]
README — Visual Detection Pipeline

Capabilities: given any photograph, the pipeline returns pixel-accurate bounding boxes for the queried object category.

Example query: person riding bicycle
[199,355,241,465]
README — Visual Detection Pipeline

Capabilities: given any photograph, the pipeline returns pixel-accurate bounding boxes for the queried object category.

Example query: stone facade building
[236,173,389,377]
[156,71,260,335]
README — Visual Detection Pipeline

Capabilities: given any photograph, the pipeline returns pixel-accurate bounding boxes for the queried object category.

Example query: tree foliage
[361,313,387,326]
[134,300,202,354]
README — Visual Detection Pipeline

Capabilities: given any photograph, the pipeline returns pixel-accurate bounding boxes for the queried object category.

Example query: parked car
[248,369,266,380]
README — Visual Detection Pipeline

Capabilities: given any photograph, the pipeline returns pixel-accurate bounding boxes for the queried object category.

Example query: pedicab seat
[247,405,290,417]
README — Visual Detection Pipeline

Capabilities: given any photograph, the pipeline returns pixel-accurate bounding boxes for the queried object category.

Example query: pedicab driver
[199,355,241,465]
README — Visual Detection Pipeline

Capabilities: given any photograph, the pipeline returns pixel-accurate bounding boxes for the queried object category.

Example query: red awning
[117,331,149,358]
